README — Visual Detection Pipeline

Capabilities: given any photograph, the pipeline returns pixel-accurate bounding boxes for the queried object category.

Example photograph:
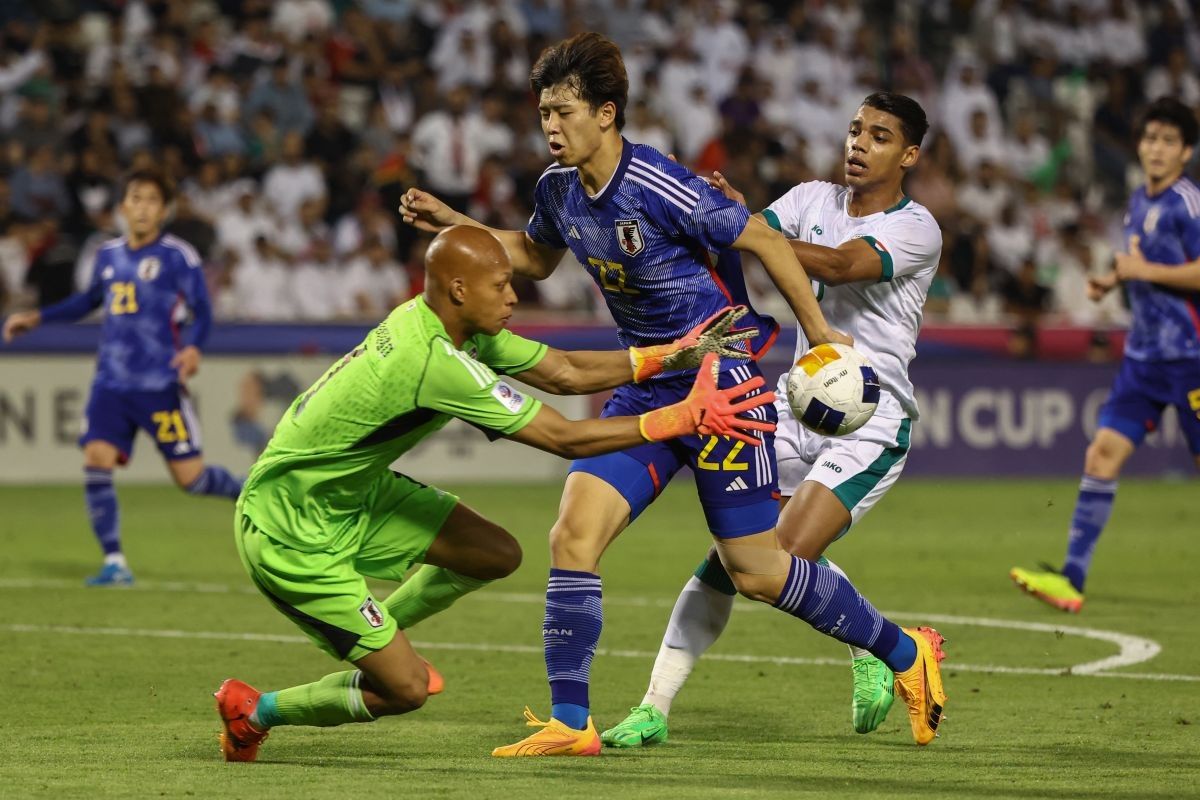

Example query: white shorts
[774,393,911,531]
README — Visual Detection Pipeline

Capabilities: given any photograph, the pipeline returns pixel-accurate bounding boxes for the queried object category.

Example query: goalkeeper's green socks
[383,565,489,628]
[250,671,374,729]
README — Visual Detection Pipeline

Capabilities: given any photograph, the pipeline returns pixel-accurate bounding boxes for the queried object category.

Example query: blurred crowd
[0,0,1197,341]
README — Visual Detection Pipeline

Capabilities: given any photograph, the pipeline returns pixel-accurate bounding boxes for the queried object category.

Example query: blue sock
[544,568,602,730]
[84,467,120,556]
[186,465,244,500]
[1061,476,1116,592]
[774,555,916,672]
[249,690,282,730]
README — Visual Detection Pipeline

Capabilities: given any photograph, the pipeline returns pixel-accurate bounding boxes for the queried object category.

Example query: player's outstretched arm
[514,306,757,394]
[3,276,105,342]
[730,217,850,346]
[1114,235,1200,291]
[703,170,882,286]
[508,354,775,459]
[400,188,564,279]
[629,305,755,381]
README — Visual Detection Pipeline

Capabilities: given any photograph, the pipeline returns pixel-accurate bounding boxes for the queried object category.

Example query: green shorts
[235,472,458,662]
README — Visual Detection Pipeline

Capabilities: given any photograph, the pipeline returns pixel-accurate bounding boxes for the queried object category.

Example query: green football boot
[599,704,669,748]
[851,654,895,734]
[1009,565,1084,613]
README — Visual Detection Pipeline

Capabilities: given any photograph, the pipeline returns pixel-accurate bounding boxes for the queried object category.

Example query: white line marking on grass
[0,579,1186,681]
[3,621,1197,683]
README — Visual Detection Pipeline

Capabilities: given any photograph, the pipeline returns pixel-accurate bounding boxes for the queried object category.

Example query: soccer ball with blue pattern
[786,343,880,436]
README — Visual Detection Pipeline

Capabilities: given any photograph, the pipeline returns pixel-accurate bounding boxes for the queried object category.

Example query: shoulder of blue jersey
[1169,178,1200,219]
[626,145,701,214]
[99,236,126,253]
[161,234,203,268]
[535,162,577,189]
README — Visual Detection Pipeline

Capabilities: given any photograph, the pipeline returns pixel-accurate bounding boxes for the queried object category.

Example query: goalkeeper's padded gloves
[629,305,756,382]
[639,353,776,445]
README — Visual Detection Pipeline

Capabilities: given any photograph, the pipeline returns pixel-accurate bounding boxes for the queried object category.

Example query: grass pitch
[1,479,1197,799]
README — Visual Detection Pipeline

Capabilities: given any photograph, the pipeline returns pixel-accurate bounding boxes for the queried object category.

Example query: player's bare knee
[727,570,779,605]
[477,525,522,580]
[1084,442,1121,479]
[548,522,602,571]
[376,670,429,714]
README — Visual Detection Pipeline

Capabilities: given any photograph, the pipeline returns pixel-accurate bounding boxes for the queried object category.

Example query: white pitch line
[1,578,1192,682]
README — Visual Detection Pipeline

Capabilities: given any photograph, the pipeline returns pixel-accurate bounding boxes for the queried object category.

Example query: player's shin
[382,565,489,629]
[1061,476,1117,593]
[770,555,916,673]
[819,556,871,660]
[252,671,375,729]
[84,467,121,558]
[643,559,735,716]
[544,568,603,730]
[185,465,244,500]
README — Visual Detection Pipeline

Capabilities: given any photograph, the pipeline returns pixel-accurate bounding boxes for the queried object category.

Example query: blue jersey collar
[587,137,632,206]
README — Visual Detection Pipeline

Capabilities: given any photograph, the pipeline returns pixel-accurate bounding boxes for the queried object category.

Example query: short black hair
[861,92,929,147]
[122,167,175,205]
[530,32,628,130]
[1137,97,1199,147]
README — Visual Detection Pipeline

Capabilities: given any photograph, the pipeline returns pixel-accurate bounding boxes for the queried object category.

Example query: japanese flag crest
[615,219,644,256]
[137,256,161,281]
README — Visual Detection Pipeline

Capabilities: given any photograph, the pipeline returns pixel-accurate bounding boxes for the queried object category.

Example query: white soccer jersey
[763,181,942,419]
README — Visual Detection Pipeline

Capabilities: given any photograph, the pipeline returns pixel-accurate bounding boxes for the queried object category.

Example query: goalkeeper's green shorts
[234,473,458,662]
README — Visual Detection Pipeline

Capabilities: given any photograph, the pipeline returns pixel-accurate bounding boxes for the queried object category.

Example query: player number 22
[152,410,189,443]
[696,435,748,471]
[585,257,639,295]
[109,282,139,315]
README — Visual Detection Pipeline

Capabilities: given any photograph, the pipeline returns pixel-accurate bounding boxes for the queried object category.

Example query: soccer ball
[786,343,880,436]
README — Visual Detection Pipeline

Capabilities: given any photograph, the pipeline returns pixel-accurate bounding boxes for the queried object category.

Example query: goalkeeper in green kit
[214,225,774,762]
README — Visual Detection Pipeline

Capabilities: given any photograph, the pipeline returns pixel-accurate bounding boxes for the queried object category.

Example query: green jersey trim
[761,208,783,232]
[884,196,911,214]
[832,419,911,511]
[858,235,894,282]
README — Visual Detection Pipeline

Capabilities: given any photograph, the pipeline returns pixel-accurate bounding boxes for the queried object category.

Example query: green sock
[383,565,489,628]
[271,670,375,727]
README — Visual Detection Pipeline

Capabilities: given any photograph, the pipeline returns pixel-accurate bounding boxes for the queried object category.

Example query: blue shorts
[80,384,204,463]
[569,362,779,539]
[1097,357,1200,455]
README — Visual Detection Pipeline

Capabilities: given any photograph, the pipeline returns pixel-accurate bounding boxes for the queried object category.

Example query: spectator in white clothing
[410,86,484,212]
[341,235,410,319]
[262,131,327,224]
[290,237,341,321]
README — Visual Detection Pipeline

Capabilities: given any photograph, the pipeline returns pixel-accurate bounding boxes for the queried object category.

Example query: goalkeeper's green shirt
[240,296,547,552]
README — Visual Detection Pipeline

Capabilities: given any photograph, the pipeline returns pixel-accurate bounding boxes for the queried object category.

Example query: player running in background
[213,225,773,762]
[402,35,947,753]
[1,169,241,587]
[602,92,944,748]
[1011,97,1200,613]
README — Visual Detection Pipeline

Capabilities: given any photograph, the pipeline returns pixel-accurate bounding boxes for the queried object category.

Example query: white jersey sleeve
[762,181,841,239]
[855,204,943,282]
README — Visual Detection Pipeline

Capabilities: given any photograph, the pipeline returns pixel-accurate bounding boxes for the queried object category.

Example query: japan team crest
[137,256,161,281]
[615,219,644,256]
[1144,205,1161,234]
[359,597,385,628]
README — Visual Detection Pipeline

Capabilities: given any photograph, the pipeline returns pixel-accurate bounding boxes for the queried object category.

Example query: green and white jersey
[240,296,547,552]
[762,181,942,419]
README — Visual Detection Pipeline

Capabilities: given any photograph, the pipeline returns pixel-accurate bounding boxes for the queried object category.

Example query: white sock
[642,576,734,716]
[103,552,127,569]
[824,557,870,660]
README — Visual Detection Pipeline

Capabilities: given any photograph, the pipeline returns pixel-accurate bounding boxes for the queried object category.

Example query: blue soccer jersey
[1122,177,1200,361]
[526,139,778,356]
[40,234,212,391]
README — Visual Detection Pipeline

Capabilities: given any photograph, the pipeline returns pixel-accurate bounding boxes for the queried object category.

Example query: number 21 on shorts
[152,410,189,443]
